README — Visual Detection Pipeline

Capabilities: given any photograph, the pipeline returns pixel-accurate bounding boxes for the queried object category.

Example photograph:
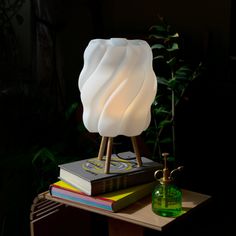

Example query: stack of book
[49,151,162,212]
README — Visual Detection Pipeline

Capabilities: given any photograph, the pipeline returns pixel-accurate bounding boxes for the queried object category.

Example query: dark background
[1,0,235,235]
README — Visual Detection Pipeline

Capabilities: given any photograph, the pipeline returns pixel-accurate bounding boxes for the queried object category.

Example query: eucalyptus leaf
[153,107,170,116]
[151,44,165,49]
[149,34,166,40]
[175,75,190,80]
[146,140,156,144]
[167,43,179,52]
[157,77,169,86]
[176,66,192,73]
[160,137,173,144]
[154,55,165,60]
[149,25,167,32]
[168,78,178,88]
[167,156,175,162]
[158,120,172,129]
[169,33,179,38]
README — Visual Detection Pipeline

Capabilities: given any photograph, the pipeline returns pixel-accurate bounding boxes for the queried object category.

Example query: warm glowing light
[78,38,157,137]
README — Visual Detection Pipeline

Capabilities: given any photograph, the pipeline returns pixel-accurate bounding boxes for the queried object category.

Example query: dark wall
[42,0,232,104]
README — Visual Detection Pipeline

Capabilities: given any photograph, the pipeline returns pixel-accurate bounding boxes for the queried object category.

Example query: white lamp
[78,38,157,173]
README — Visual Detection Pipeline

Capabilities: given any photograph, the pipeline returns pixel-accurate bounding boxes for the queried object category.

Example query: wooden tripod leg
[131,136,142,167]
[98,136,108,160]
[104,137,113,174]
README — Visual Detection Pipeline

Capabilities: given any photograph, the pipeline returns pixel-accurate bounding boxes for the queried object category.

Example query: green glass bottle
[152,153,183,217]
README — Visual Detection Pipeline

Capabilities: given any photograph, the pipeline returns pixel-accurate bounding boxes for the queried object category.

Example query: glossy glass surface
[152,182,182,217]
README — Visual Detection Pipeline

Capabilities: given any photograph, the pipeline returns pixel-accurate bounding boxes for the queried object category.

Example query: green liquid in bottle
[152,182,182,217]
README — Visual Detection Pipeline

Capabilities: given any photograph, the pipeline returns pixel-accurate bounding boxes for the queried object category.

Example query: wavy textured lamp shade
[78,38,157,173]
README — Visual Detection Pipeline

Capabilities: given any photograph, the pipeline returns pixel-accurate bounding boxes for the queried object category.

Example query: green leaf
[158,120,172,129]
[160,137,172,144]
[175,75,189,81]
[176,65,192,73]
[175,66,193,80]
[149,25,167,32]
[175,71,188,76]
[157,77,169,86]
[153,107,170,116]
[151,44,165,49]
[169,33,179,38]
[167,156,175,162]
[167,43,179,52]
[146,140,156,144]
[153,55,165,60]
[167,57,177,66]
[167,78,177,88]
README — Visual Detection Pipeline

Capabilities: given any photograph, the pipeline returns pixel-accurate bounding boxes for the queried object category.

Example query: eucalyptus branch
[146,18,203,161]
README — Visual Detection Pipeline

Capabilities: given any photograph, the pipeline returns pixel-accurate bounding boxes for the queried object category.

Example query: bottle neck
[159,177,173,185]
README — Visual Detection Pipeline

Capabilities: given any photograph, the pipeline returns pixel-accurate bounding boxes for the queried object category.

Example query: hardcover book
[49,180,156,212]
[58,151,162,196]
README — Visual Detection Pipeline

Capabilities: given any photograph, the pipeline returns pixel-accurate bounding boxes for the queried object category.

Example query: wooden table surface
[44,189,211,231]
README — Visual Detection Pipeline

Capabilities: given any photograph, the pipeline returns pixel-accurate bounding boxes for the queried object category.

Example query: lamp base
[98,136,143,174]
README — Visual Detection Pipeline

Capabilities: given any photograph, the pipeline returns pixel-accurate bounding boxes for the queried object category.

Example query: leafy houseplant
[145,18,204,162]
